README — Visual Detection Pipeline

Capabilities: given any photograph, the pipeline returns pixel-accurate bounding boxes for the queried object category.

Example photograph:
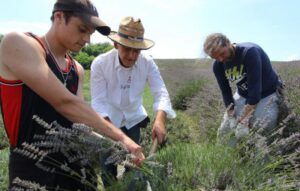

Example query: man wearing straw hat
[90,16,176,185]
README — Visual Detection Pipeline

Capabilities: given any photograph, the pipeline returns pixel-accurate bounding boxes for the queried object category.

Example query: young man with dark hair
[0,1,144,190]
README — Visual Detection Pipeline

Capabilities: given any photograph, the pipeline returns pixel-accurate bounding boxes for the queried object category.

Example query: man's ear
[114,42,118,49]
[53,11,64,23]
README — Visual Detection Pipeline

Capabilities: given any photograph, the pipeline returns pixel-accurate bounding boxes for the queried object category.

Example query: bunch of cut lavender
[13,115,135,190]
[11,177,48,191]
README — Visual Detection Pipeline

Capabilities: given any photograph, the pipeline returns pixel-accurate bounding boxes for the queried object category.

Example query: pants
[218,92,279,140]
[101,117,150,187]
[234,92,279,133]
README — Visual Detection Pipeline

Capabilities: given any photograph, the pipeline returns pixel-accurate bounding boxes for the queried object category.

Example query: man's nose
[128,49,140,58]
[83,34,91,43]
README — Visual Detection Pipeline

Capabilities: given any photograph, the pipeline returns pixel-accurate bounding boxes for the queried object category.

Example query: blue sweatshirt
[213,42,280,108]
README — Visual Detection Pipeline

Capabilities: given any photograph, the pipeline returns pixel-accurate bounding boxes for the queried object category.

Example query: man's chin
[224,57,234,63]
[123,61,135,68]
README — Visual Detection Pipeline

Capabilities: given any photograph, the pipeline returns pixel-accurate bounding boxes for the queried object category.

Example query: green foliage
[172,79,206,110]
[112,143,277,191]
[71,42,113,69]
[0,60,300,190]
[81,42,113,57]
[166,111,200,144]
[151,143,240,190]
[0,111,9,150]
[140,110,201,156]
[0,34,3,43]
[142,85,154,118]
[74,51,95,69]
[0,148,9,190]
[83,70,91,102]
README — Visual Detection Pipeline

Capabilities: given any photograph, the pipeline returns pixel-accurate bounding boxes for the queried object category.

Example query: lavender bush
[10,115,135,190]
[1,60,300,190]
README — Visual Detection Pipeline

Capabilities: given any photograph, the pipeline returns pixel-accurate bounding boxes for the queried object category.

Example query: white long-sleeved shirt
[90,49,176,129]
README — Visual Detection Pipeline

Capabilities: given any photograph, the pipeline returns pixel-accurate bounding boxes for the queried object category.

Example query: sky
[0,0,299,61]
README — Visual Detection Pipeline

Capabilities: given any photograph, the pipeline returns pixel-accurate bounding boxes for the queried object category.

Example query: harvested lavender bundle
[13,115,134,190]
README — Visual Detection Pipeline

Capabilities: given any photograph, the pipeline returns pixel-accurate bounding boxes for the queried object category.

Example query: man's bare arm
[0,32,144,163]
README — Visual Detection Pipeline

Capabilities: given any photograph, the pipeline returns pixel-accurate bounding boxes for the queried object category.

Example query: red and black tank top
[0,33,79,147]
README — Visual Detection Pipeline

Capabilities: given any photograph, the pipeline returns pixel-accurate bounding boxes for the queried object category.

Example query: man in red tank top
[0,0,145,190]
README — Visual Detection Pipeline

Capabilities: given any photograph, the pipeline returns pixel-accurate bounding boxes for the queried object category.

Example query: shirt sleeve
[90,57,109,117]
[213,61,234,108]
[147,59,176,119]
[244,48,262,105]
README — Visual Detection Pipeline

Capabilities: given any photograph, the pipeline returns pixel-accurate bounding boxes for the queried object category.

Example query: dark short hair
[51,0,111,35]
[50,11,75,23]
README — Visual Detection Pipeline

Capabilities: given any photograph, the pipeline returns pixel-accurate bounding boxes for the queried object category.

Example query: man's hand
[237,104,256,125]
[226,103,235,117]
[152,110,167,144]
[96,116,145,166]
[123,137,145,166]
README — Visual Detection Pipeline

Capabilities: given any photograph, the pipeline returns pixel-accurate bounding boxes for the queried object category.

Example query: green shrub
[74,51,95,69]
[172,80,206,110]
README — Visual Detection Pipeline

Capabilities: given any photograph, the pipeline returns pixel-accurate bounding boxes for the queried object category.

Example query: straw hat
[108,16,154,50]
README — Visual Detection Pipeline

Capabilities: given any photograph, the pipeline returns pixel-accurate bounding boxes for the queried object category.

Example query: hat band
[118,32,144,42]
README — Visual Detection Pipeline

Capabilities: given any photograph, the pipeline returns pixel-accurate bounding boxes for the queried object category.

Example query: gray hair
[203,33,231,56]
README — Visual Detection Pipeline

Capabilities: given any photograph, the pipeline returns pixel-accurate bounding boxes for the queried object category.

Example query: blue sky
[0,0,299,61]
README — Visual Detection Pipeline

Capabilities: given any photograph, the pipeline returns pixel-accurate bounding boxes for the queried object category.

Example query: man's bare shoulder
[0,32,26,79]
[0,32,45,80]
[1,32,31,48]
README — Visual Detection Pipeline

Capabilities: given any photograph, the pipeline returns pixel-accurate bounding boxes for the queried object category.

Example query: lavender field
[0,59,300,190]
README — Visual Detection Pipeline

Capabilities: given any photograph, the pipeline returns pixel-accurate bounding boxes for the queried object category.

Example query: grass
[172,79,206,110]
[153,143,240,190]
[107,142,283,191]
[142,85,154,118]
[83,70,91,102]
[104,60,300,191]
[113,143,239,191]
[0,115,8,150]
[0,147,8,190]
[0,59,300,190]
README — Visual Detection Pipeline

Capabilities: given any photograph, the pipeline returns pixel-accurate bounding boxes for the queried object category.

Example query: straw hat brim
[108,31,155,50]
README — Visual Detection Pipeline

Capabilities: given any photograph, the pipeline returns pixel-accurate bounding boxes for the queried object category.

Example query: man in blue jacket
[203,33,282,140]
